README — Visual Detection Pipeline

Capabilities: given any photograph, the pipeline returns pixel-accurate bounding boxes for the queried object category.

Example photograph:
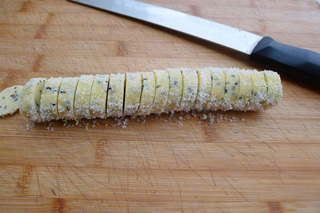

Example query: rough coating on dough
[58,77,79,120]
[107,73,125,117]
[0,85,23,117]
[12,67,282,123]
[138,72,155,116]
[194,68,212,111]
[124,73,142,116]
[263,70,282,107]
[250,71,268,111]
[223,68,240,110]
[153,70,169,114]
[234,69,253,111]
[40,77,63,121]
[19,78,47,122]
[181,69,198,112]
[90,74,109,119]
[166,68,183,112]
[74,75,95,119]
[208,67,225,110]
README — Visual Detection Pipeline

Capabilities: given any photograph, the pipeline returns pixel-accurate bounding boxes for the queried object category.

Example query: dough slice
[223,68,240,110]
[58,77,79,120]
[166,68,183,112]
[138,72,155,116]
[181,69,198,112]
[153,70,169,114]
[194,68,212,111]
[107,73,125,117]
[208,67,225,110]
[263,70,282,108]
[19,78,47,122]
[234,69,253,111]
[249,71,268,111]
[0,85,23,117]
[74,75,95,119]
[40,77,63,121]
[90,74,109,119]
[124,73,142,116]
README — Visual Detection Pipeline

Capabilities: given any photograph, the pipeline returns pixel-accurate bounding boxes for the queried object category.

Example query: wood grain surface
[1,0,320,212]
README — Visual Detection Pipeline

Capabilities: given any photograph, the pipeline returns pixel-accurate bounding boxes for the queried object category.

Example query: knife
[69,0,320,82]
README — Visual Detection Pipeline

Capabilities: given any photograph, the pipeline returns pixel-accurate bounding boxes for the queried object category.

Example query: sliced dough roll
[40,77,63,121]
[58,77,79,120]
[74,75,95,119]
[124,73,142,116]
[181,69,198,112]
[208,67,225,110]
[250,71,268,111]
[0,85,23,117]
[107,73,125,117]
[138,72,155,116]
[263,71,282,107]
[166,68,183,113]
[194,68,212,111]
[90,74,109,119]
[19,78,47,122]
[223,68,240,110]
[234,69,253,111]
[153,70,169,114]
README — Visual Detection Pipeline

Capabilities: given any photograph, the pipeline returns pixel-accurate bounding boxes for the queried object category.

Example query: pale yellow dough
[235,69,253,111]
[107,73,125,117]
[19,78,46,122]
[124,73,142,116]
[223,68,240,110]
[263,70,282,108]
[0,85,23,117]
[138,72,155,115]
[181,69,198,112]
[74,75,95,119]
[153,70,169,114]
[250,71,268,111]
[58,77,79,120]
[208,67,225,110]
[194,68,212,111]
[166,68,183,112]
[90,74,109,119]
[40,77,63,121]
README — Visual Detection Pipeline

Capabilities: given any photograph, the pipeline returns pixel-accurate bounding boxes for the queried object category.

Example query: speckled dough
[181,69,198,112]
[194,68,212,111]
[40,77,63,121]
[234,69,253,111]
[208,67,225,110]
[166,68,183,112]
[19,78,47,122]
[138,72,155,116]
[90,74,109,119]
[58,77,79,120]
[74,75,95,119]
[124,73,142,116]
[153,70,169,114]
[223,68,240,110]
[250,71,268,111]
[0,85,23,117]
[107,73,125,117]
[263,71,282,108]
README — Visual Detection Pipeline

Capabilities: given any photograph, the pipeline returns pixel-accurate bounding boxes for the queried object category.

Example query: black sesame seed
[46,87,52,90]
[235,82,238,85]
[231,74,235,78]
[239,96,242,99]
[211,76,214,81]
[141,85,144,91]
[67,106,71,111]
[187,87,192,92]
[14,86,17,89]
[225,89,228,94]
[156,85,160,89]
[51,103,56,106]
[143,78,147,81]
[0,106,2,109]
[2,97,5,99]
[108,87,112,91]
[232,86,236,90]
[97,81,102,84]
[60,90,66,93]
[4,106,7,110]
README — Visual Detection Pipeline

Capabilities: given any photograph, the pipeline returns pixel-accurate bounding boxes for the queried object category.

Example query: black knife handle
[250,37,320,80]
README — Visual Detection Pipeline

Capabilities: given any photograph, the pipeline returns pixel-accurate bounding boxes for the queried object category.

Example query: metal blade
[69,0,262,54]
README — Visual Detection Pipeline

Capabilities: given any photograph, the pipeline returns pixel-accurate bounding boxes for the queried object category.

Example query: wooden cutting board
[1,0,320,212]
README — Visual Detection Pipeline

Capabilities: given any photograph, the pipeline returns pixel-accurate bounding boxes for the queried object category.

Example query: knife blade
[69,0,320,81]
